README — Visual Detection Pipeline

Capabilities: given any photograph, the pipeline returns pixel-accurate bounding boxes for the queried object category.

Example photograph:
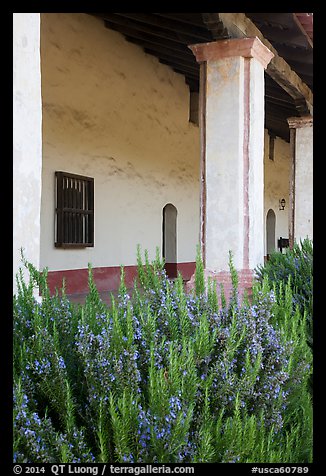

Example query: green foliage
[194,245,205,296]
[256,238,313,347]
[13,247,312,463]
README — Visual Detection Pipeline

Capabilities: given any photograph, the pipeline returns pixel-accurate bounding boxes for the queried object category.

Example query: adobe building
[13,13,313,298]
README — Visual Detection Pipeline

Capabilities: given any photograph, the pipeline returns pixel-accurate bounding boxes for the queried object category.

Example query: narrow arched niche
[266,209,276,258]
[162,203,177,278]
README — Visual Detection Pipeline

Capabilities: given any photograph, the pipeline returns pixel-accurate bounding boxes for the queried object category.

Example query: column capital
[287,115,313,129]
[189,37,274,69]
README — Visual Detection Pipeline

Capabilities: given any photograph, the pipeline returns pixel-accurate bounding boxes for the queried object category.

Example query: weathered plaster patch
[70,48,82,56]
[44,103,96,129]
[51,41,61,50]
[114,69,127,79]
[56,66,70,73]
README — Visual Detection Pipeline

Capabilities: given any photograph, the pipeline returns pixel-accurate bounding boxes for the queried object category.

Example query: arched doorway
[266,209,276,259]
[163,204,177,278]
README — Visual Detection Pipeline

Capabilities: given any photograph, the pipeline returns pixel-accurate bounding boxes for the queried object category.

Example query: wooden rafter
[91,12,311,141]
[212,13,313,114]
[144,48,198,70]
[96,13,208,45]
[103,22,192,54]
[293,13,313,48]
[113,12,211,41]
[127,40,194,62]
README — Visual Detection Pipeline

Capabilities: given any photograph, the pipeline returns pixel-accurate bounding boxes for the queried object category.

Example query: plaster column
[189,38,273,295]
[13,13,43,293]
[287,116,313,246]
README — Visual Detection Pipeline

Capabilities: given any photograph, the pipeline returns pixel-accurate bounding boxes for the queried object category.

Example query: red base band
[46,262,196,295]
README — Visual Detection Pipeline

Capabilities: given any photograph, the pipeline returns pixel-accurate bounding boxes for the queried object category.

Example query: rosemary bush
[255,238,313,348]
[13,248,312,463]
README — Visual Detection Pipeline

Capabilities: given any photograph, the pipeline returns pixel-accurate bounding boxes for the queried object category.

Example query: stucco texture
[40,13,200,271]
[39,13,291,275]
[294,126,313,240]
[264,130,291,253]
[13,13,43,291]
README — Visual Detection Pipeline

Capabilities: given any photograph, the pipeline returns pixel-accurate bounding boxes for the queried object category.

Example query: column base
[185,268,254,304]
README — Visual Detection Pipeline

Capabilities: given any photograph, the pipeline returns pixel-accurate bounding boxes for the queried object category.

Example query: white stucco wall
[204,54,266,272]
[264,131,291,254]
[40,13,200,271]
[13,13,43,291]
[294,126,313,241]
[205,56,245,271]
[248,57,265,269]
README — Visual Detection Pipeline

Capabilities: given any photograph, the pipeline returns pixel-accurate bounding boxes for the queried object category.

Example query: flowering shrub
[13,248,312,463]
[13,379,95,463]
[253,260,313,461]
[255,238,313,348]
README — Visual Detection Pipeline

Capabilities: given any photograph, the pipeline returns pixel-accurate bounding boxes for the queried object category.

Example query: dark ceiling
[246,12,312,90]
[91,13,313,142]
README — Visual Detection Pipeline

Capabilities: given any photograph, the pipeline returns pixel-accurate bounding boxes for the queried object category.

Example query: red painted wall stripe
[243,57,250,270]
[46,262,196,295]
[200,62,207,268]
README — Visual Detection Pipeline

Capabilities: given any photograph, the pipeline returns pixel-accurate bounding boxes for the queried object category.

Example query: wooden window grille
[55,171,94,248]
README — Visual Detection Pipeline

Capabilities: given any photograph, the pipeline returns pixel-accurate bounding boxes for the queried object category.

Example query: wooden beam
[201,13,229,39]
[123,37,194,58]
[154,13,205,27]
[173,70,198,81]
[265,97,298,113]
[265,119,290,142]
[111,34,200,79]
[255,25,309,48]
[265,123,289,141]
[293,13,313,48]
[104,22,192,55]
[265,96,294,110]
[271,43,312,64]
[265,78,310,111]
[265,111,291,123]
[144,48,198,71]
[266,103,297,119]
[265,88,296,104]
[101,13,193,45]
[216,13,313,113]
[173,68,198,81]
[284,59,312,76]
[293,73,313,89]
[246,13,294,28]
[185,76,199,92]
[158,59,199,76]
[265,83,296,103]
[113,12,212,41]
[265,117,293,132]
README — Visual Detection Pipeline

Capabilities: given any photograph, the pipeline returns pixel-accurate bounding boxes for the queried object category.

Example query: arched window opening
[266,209,276,259]
[163,204,177,278]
